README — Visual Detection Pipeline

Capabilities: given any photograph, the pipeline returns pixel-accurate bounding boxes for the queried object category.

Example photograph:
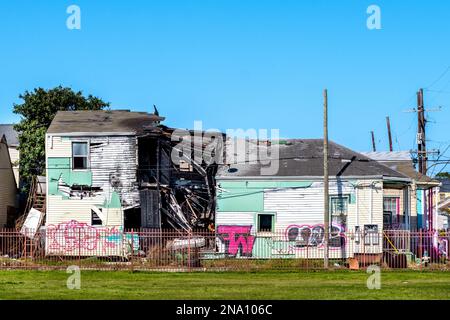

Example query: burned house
[44,110,221,256]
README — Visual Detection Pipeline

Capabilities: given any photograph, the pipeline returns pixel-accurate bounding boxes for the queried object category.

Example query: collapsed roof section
[136,125,226,231]
[47,110,226,231]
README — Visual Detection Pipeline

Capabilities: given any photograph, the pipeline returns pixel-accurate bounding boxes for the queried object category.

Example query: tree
[13,86,109,189]
[436,172,450,179]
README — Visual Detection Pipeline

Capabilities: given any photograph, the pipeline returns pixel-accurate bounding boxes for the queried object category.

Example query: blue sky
[1,0,450,174]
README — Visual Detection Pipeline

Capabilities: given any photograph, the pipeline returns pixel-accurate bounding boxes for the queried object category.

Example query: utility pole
[323,89,329,269]
[417,89,427,174]
[404,89,440,175]
[371,131,376,152]
[386,116,393,152]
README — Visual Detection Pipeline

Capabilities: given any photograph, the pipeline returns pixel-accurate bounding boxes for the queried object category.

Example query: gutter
[216,175,385,181]
[382,176,413,183]
[216,175,411,182]
[47,132,136,137]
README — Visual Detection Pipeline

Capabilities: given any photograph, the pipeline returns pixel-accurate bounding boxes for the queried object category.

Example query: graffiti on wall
[46,220,138,255]
[217,225,255,257]
[285,224,346,249]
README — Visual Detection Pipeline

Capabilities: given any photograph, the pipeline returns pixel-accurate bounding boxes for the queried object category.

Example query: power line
[429,144,450,177]
[425,65,450,89]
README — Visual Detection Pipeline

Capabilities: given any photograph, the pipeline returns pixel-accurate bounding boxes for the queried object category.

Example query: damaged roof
[361,151,439,185]
[217,139,409,179]
[47,110,165,135]
[0,124,19,146]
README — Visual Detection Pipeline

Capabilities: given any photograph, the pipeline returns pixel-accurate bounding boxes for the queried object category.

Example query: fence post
[130,229,134,273]
[78,228,81,266]
[29,230,33,264]
[419,229,423,271]
[187,230,191,272]
[306,241,309,272]
[23,232,26,268]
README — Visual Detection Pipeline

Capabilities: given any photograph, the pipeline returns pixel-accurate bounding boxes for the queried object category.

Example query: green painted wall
[48,157,93,195]
[104,192,122,209]
[216,180,313,212]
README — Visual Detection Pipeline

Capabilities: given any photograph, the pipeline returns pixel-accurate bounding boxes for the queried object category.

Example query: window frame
[329,195,350,216]
[329,195,349,228]
[383,196,400,225]
[91,209,103,226]
[72,141,90,171]
[364,224,379,246]
[256,213,275,233]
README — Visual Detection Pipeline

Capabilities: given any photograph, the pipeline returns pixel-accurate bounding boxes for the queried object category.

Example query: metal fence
[0,227,449,271]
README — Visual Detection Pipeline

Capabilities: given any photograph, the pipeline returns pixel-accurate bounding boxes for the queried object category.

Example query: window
[383,197,399,225]
[330,196,348,227]
[91,209,102,226]
[364,224,379,245]
[72,142,88,169]
[258,214,274,232]
[355,226,361,244]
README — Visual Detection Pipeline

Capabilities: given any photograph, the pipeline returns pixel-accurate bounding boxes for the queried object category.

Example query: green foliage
[436,172,450,179]
[13,86,109,189]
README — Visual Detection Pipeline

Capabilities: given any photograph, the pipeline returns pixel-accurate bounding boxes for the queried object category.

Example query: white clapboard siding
[8,147,19,187]
[45,135,139,228]
[264,180,383,232]
[264,181,354,231]
[46,195,123,227]
[46,136,72,157]
[354,180,383,228]
[89,136,139,207]
[216,212,255,227]
[410,183,418,218]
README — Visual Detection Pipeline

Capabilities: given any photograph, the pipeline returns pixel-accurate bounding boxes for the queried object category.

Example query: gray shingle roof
[0,124,19,146]
[217,139,409,179]
[47,110,165,135]
[361,151,438,185]
[438,178,450,193]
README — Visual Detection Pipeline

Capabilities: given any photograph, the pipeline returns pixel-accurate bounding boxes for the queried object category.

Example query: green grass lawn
[0,270,449,300]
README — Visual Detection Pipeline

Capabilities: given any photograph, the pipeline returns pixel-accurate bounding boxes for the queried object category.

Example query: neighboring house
[44,110,219,256]
[437,178,450,230]
[438,178,450,199]
[362,151,442,231]
[0,124,19,187]
[214,139,411,260]
[0,135,18,227]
